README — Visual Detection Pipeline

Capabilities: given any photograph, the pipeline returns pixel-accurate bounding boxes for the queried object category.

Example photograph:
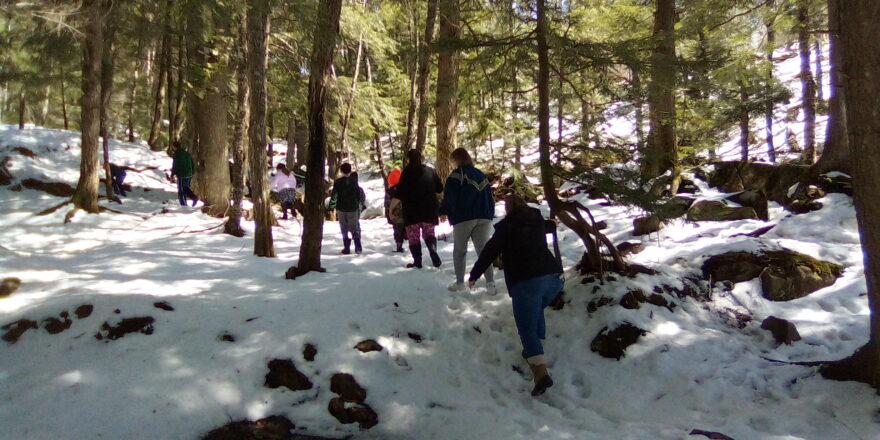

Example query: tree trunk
[195,67,231,217]
[295,116,308,165]
[147,11,169,150]
[338,29,365,163]
[631,65,644,152]
[225,16,250,238]
[401,10,419,154]
[286,116,296,170]
[415,0,439,153]
[765,0,777,163]
[246,0,276,258]
[536,0,624,276]
[60,63,69,130]
[17,91,25,130]
[366,56,388,183]
[813,0,849,174]
[434,0,459,181]
[820,0,880,390]
[292,0,343,277]
[798,0,817,164]
[740,88,750,162]
[100,22,117,203]
[814,40,824,103]
[71,0,103,214]
[126,56,139,143]
[641,0,679,188]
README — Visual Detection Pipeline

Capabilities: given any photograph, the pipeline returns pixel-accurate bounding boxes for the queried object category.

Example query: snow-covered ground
[0,125,878,440]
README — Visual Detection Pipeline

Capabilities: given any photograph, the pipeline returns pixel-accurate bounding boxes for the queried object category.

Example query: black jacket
[397,165,443,226]
[469,207,563,291]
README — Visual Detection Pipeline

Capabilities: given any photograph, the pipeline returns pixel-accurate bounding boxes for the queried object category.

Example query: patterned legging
[406,222,436,246]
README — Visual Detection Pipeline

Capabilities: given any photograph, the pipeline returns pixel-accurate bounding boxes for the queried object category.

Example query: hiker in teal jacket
[171,142,198,207]
[329,163,366,254]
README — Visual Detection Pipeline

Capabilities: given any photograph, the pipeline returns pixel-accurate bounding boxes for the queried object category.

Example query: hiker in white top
[271,163,298,220]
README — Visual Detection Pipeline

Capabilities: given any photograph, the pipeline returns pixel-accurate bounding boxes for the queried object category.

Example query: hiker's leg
[510,283,544,358]
[452,220,476,283]
[471,219,495,284]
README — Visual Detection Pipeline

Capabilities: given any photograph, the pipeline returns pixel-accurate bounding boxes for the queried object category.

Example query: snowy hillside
[0,125,878,440]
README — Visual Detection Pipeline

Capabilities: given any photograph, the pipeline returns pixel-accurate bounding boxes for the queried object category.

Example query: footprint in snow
[569,371,592,400]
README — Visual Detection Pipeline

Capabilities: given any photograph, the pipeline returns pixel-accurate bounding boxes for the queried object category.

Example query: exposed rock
[264,359,313,391]
[633,215,662,236]
[0,277,21,297]
[328,397,378,430]
[12,147,37,158]
[330,373,367,403]
[153,301,175,311]
[759,251,843,301]
[760,316,802,345]
[21,178,75,197]
[0,157,12,185]
[8,184,21,191]
[2,319,38,343]
[787,198,823,214]
[407,332,423,343]
[816,172,853,196]
[657,196,695,220]
[620,290,646,310]
[74,304,94,319]
[201,415,337,440]
[617,242,646,257]
[219,332,236,343]
[593,220,608,230]
[623,263,659,278]
[689,429,736,440]
[303,343,317,362]
[727,190,769,220]
[719,308,752,329]
[677,177,700,194]
[587,297,613,314]
[686,200,759,222]
[646,294,670,309]
[94,316,155,341]
[708,161,807,206]
[702,252,765,283]
[43,315,72,334]
[354,339,384,353]
[590,323,646,360]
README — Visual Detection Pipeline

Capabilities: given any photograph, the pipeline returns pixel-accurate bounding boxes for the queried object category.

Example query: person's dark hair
[340,163,353,175]
[276,163,286,170]
[450,148,473,167]
[504,195,529,215]
[405,149,423,168]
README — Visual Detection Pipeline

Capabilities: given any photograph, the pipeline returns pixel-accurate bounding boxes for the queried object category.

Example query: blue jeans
[510,274,564,358]
[177,177,197,206]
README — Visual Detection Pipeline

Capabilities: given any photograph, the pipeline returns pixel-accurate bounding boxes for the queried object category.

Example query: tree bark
[71,0,103,214]
[338,28,365,163]
[798,0,817,164]
[740,88,750,162]
[820,0,880,390]
[286,116,296,170]
[293,0,343,276]
[147,8,170,150]
[225,16,250,238]
[434,0,459,180]
[195,67,230,217]
[765,0,777,163]
[641,0,679,187]
[414,0,439,153]
[246,0,276,257]
[100,21,117,203]
[60,62,69,130]
[813,0,849,174]
[17,91,25,130]
[401,7,419,153]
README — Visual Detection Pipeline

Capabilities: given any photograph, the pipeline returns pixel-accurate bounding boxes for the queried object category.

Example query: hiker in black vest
[397,149,443,268]
[329,163,365,254]
[469,195,563,397]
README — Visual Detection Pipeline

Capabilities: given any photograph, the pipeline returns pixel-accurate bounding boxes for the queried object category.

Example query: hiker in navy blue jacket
[440,148,496,294]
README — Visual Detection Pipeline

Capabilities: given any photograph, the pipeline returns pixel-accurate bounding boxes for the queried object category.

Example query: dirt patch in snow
[94,316,155,341]
[1,319,38,343]
[21,178,74,197]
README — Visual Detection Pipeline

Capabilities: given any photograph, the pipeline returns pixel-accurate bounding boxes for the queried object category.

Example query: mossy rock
[686,200,759,222]
[702,249,843,301]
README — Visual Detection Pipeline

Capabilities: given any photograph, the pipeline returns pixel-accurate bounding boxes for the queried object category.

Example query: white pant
[453,219,494,284]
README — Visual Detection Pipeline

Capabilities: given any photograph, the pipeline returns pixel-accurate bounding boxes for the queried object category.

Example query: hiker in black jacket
[329,163,365,254]
[469,195,563,397]
[397,149,443,268]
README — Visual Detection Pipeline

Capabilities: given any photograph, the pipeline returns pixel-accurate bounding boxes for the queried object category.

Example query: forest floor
[0,125,878,440]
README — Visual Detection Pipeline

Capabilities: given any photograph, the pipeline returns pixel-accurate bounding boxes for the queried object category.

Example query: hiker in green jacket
[329,163,366,254]
[171,142,198,207]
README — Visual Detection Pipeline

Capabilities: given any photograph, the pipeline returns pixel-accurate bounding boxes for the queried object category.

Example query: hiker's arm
[328,184,338,210]
[469,228,505,282]
[544,219,557,234]
[440,173,459,216]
